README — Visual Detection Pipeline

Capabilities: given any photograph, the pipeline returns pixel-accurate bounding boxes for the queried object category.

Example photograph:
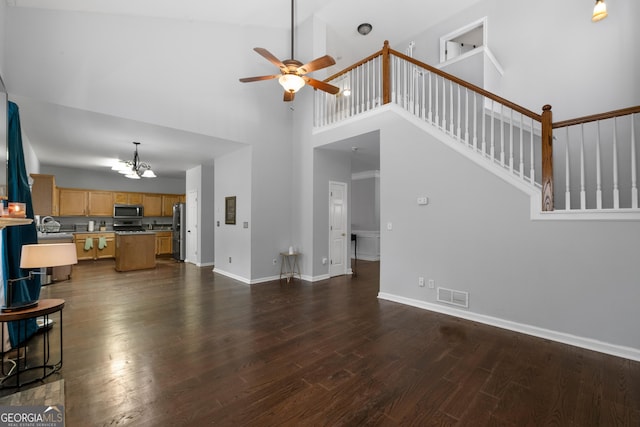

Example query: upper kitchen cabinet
[162,195,181,216]
[113,192,143,205]
[143,193,162,217]
[59,188,88,216]
[30,173,59,216]
[88,191,114,216]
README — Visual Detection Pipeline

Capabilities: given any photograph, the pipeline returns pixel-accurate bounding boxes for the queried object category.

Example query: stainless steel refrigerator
[172,202,186,261]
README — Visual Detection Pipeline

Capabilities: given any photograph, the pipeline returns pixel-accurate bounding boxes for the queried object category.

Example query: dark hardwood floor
[2,258,639,426]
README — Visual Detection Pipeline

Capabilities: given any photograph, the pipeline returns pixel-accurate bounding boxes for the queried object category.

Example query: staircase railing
[552,107,640,210]
[315,41,640,213]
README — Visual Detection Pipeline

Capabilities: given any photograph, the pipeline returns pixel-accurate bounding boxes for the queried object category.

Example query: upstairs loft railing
[314,41,640,213]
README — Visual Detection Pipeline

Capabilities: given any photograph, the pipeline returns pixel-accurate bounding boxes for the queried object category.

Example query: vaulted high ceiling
[2,0,483,177]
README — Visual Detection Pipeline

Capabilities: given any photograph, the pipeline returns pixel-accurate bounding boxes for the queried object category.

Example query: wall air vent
[437,287,469,308]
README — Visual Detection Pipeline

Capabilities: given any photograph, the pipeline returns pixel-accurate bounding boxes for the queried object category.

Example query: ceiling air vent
[437,287,469,308]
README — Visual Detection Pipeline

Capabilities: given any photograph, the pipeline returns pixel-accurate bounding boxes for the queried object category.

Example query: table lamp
[2,243,78,312]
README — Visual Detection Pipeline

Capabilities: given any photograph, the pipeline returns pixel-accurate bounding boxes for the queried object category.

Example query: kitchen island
[115,231,156,272]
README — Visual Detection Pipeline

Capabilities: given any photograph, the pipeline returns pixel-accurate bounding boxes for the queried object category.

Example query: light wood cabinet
[30,174,59,216]
[74,232,115,260]
[155,231,173,255]
[143,194,162,217]
[59,189,88,216]
[88,191,113,216]
[113,192,144,205]
[162,195,181,217]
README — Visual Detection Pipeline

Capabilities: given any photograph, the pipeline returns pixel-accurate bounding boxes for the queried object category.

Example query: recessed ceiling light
[357,23,373,36]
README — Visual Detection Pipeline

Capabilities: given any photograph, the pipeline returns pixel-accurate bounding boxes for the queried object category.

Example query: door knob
[341,233,346,236]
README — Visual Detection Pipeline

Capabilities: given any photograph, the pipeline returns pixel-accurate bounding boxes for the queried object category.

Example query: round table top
[0,299,65,321]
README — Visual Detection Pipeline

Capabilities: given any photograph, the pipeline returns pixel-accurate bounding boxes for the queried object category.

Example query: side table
[0,299,65,389]
[280,252,301,283]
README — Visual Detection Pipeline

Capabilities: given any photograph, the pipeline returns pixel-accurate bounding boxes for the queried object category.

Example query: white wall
[214,146,252,281]
[401,0,640,121]
[351,172,380,231]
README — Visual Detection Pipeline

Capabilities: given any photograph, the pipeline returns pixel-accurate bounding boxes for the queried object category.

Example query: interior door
[329,181,348,277]
[186,189,198,264]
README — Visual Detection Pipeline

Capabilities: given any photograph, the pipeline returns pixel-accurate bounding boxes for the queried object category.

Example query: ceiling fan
[239,0,340,102]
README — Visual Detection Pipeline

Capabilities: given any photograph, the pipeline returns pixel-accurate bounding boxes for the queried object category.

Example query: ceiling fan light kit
[112,142,156,179]
[239,0,339,101]
[592,0,607,22]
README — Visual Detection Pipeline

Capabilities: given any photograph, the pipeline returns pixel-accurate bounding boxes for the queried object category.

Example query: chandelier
[111,142,156,179]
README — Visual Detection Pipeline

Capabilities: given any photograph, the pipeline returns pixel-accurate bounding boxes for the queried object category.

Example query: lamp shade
[279,74,305,93]
[20,243,78,268]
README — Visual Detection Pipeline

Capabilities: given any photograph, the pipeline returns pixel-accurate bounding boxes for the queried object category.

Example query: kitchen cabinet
[113,192,143,205]
[74,232,115,260]
[88,191,113,216]
[162,195,181,216]
[59,189,88,216]
[30,174,59,216]
[143,194,162,217]
[155,231,173,255]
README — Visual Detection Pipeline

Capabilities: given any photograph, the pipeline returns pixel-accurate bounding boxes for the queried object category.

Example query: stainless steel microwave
[113,204,144,219]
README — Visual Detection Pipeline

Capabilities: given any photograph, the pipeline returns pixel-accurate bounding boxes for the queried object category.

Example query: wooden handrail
[325,50,384,82]
[388,47,541,122]
[553,105,640,129]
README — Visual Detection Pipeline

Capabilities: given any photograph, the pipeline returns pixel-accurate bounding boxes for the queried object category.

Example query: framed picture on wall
[225,196,236,225]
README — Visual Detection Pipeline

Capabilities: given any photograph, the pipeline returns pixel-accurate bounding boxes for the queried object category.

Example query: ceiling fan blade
[283,91,295,102]
[303,77,340,95]
[297,55,336,74]
[254,47,287,71]
[239,74,280,83]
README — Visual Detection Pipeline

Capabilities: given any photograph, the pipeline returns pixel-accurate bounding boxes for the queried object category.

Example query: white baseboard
[378,292,640,362]
[212,268,250,284]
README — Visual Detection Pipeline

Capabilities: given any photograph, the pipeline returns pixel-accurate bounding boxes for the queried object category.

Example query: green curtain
[4,101,39,346]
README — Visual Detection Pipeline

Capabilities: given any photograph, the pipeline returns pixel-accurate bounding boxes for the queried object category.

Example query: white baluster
[612,117,619,209]
[490,100,495,160]
[580,124,586,209]
[367,60,371,111]
[482,97,487,156]
[441,77,447,131]
[434,75,439,128]
[500,104,505,166]
[472,92,478,151]
[565,127,571,210]
[449,81,454,135]
[464,89,469,147]
[420,69,427,120]
[632,114,638,208]
[596,121,602,209]
[456,85,462,141]
[509,108,514,173]
[428,73,433,124]
[519,112,524,179]
[530,117,535,184]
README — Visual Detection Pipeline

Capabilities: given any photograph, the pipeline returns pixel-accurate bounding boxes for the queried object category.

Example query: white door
[329,181,348,277]
[186,189,198,264]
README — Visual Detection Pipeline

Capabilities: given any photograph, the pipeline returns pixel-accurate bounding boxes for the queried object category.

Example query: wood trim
[382,40,391,105]
[541,105,554,211]
[552,105,640,129]
[324,51,383,82]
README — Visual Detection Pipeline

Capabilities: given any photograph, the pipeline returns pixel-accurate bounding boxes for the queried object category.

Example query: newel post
[382,40,391,105]
[541,104,554,211]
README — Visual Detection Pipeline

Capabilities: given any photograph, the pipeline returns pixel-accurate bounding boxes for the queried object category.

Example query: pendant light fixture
[592,0,608,22]
[111,142,156,179]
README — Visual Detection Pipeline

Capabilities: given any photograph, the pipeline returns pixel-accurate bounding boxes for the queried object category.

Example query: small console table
[280,252,301,283]
[0,299,65,389]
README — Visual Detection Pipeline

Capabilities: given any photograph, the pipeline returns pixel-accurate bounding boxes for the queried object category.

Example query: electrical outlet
[428,279,435,289]
[322,257,327,265]
[272,258,277,265]
[418,277,425,287]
